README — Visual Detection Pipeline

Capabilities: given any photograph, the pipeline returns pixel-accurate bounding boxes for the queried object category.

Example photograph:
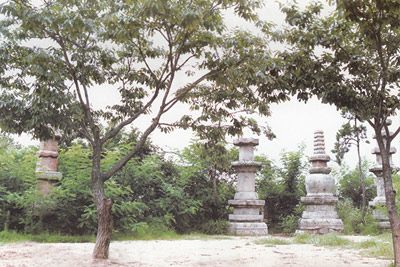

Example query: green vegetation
[255,232,393,260]
[255,237,291,246]
[257,148,307,233]
[293,233,351,247]
[293,233,393,259]
[356,233,393,259]
[0,231,95,243]
[333,163,380,236]
[0,133,388,240]
[277,1,400,264]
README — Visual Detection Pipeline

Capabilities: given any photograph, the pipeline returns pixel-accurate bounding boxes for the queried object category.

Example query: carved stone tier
[228,138,268,236]
[36,136,62,196]
[297,130,343,234]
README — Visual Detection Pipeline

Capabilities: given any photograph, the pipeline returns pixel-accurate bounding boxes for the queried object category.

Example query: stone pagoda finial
[313,130,326,154]
[310,130,331,174]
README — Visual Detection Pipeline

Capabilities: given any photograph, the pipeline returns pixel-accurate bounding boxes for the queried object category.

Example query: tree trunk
[91,148,113,260]
[209,168,219,219]
[377,134,400,266]
[4,210,10,231]
[92,197,113,259]
[356,141,366,221]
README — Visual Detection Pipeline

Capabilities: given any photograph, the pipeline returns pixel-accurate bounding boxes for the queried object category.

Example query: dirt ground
[0,236,391,267]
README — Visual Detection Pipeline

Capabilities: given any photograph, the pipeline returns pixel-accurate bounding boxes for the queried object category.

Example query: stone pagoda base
[369,198,390,229]
[228,199,268,236]
[297,195,343,233]
[229,222,268,235]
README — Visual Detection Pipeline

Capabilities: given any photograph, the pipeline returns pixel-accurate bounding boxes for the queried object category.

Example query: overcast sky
[10,0,399,170]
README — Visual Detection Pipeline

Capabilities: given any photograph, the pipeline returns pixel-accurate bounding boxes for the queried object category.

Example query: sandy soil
[0,236,391,267]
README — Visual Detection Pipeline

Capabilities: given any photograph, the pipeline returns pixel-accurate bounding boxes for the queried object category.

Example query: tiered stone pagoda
[297,130,343,233]
[369,120,396,229]
[36,134,62,195]
[228,138,268,235]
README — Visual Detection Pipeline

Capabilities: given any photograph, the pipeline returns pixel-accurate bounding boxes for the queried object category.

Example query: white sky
[11,0,400,170]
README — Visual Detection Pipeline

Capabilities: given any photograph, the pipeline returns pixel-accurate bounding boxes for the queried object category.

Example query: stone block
[229,214,264,222]
[233,192,258,200]
[297,218,343,234]
[228,199,265,207]
[229,222,268,236]
[301,195,338,205]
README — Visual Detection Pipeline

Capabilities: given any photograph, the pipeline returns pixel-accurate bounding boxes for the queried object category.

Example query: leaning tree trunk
[91,150,113,260]
[378,137,400,266]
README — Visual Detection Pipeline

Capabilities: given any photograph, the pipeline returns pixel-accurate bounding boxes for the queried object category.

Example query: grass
[0,231,95,243]
[255,237,291,246]
[293,233,352,247]
[0,230,232,244]
[254,232,393,261]
[354,233,393,259]
[0,230,394,261]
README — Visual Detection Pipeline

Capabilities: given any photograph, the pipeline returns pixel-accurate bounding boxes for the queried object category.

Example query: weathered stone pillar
[297,130,343,234]
[228,138,268,235]
[36,135,62,195]
[369,121,396,229]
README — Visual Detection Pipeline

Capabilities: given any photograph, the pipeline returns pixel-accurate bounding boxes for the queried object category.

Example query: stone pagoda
[228,138,268,235]
[297,130,343,233]
[369,120,396,229]
[36,134,62,195]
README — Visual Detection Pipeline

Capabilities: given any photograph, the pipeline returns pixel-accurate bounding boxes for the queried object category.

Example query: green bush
[279,204,304,234]
[337,199,379,235]
[198,220,229,235]
[257,149,307,233]
[336,163,376,208]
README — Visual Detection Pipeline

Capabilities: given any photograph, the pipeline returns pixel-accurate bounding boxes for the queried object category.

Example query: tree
[0,0,285,259]
[275,1,400,264]
[332,112,369,220]
[180,140,237,220]
[257,148,307,232]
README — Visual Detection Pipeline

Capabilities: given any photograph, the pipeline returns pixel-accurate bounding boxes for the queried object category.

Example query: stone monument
[36,134,62,195]
[228,138,268,235]
[369,121,396,229]
[297,130,343,233]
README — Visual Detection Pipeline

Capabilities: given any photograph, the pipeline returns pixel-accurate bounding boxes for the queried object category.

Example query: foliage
[257,148,307,232]
[0,137,238,235]
[337,199,379,235]
[335,163,376,208]
[335,163,378,235]
[0,0,288,256]
[279,204,304,234]
[0,135,37,232]
[276,2,400,263]
[198,219,229,235]
[332,112,368,166]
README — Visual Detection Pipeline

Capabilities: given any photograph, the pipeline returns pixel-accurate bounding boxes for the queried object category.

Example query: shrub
[337,199,379,235]
[336,163,376,208]
[198,220,229,235]
[278,204,304,234]
[257,149,307,233]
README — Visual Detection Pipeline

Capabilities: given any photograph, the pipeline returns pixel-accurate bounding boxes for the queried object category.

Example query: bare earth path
[0,236,391,267]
